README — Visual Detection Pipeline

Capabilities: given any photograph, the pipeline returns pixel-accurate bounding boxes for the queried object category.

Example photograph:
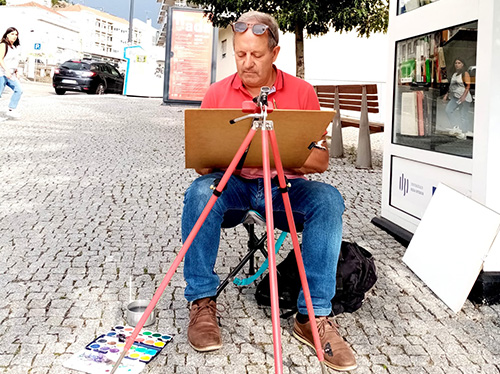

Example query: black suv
[52,60,124,95]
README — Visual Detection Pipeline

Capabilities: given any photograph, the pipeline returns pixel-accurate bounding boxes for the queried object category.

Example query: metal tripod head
[230,86,274,129]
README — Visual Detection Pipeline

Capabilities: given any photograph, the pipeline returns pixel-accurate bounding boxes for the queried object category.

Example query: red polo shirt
[201,67,320,110]
[200,67,321,179]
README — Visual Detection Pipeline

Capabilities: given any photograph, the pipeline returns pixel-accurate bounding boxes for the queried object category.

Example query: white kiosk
[123,45,165,97]
[374,0,500,284]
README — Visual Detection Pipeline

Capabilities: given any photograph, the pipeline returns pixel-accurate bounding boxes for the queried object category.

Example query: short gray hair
[236,11,279,50]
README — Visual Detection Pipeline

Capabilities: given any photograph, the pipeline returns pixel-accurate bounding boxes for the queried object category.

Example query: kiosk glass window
[398,0,442,15]
[392,21,477,158]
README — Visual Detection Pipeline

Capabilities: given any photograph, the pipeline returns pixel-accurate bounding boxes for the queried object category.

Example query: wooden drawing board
[185,109,334,169]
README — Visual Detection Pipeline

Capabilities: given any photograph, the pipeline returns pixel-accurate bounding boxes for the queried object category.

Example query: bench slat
[317,102,380,113]
[341,117,384,133]
[318,97,379,108]
[338,85,378,94]
[317,95,379,103]
[315,84,378,95]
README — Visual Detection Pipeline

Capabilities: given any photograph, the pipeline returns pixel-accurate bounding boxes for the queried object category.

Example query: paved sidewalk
[0,82,499,374]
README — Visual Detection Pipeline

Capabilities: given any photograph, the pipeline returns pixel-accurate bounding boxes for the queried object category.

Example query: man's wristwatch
[309,139,327,151]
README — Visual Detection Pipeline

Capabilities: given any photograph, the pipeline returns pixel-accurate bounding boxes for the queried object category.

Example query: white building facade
[0,1,160,72]
[59,4,159,64]
[0,2,80,68]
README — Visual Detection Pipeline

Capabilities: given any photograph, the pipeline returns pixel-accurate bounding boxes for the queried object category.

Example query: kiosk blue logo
[34,43,41,50]
[399,173,409,196]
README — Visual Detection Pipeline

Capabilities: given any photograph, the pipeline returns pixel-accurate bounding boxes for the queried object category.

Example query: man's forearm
[292,138,329,174]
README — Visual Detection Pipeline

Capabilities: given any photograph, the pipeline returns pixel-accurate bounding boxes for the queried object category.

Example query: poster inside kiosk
[163,7,216,104]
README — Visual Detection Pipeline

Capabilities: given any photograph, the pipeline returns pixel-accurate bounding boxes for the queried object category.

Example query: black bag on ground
[255,241,377,315]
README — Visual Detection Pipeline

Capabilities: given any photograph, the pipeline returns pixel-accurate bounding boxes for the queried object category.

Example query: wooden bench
[314,84,384,169]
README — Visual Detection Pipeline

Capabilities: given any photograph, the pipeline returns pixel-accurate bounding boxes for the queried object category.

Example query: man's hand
[195,167,214,175]
[291,135,329,175]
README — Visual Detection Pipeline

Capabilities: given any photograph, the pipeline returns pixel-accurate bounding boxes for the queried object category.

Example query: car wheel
[96,83,106,95]
[55,88,66,95]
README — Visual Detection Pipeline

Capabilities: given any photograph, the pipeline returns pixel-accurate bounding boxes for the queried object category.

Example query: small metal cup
[126,299,156,327]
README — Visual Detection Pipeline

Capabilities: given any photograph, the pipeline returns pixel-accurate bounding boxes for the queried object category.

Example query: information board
[163,7,216,104]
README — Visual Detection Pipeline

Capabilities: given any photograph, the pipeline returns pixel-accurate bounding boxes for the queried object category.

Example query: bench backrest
[314,84,379,114]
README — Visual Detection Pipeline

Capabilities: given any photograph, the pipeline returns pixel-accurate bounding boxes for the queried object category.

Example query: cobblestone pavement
[0,82,499,374]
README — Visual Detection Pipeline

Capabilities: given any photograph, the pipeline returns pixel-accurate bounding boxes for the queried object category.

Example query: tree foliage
[0,0,6,6]
[52,0,73,8]
[189,0,388,37]
[187,0,389,78]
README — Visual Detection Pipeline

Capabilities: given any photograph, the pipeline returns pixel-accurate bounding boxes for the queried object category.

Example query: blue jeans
[445,98,472,133]
[182,172,345,316]
[0,75,23,110]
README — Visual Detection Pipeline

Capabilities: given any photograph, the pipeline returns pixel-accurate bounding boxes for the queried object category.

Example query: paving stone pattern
[0,82,499,373]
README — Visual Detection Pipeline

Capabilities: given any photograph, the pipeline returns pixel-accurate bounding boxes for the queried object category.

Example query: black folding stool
[216,210,289,297]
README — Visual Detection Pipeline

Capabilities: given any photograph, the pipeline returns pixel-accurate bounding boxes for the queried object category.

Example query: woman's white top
[449,71,472,103]
[0,44,20,77]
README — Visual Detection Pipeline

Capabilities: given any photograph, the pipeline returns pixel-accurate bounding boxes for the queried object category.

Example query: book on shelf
[423,92,432,136]
[416,91,425,136]
[401,92,419,136]
[400,90,430,137]
[437,47,448,82]
[400,59,416,83]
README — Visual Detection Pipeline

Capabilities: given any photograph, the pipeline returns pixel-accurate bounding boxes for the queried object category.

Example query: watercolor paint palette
[64,325,173,374]
[85,325,172,364]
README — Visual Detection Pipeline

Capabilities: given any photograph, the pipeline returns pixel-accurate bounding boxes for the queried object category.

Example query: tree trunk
[295,23,305,79]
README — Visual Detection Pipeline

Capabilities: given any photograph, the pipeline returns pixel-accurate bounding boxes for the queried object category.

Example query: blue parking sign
[34,43,41,50]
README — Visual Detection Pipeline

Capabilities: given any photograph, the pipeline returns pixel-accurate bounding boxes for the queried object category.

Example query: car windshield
[61,62,90,71]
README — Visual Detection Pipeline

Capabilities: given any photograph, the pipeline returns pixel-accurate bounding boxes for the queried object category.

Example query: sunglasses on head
[231,22,276,42]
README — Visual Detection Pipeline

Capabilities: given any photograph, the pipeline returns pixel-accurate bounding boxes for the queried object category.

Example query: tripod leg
[110,128,258,374]
[261,129,283,374]
[268,130,327,369]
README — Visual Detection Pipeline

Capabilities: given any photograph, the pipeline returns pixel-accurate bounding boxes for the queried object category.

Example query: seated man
[182,10,357,372]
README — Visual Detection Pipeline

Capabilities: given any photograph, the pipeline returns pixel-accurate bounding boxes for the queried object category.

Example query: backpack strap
[233,231,288,286]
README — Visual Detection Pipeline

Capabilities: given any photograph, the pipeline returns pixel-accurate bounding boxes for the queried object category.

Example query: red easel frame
[110,99,328,374]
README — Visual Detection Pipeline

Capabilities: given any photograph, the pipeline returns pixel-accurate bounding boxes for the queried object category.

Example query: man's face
[233,25,280,91]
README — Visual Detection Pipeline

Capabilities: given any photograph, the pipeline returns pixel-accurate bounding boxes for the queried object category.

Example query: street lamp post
[128,0,134,44]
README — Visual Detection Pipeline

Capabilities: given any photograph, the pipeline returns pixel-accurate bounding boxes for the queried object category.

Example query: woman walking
[443,57,473,137]
[0,27,23,119]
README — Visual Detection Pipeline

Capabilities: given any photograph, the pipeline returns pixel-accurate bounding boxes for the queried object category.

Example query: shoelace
[190,301,224,324]
[316,317,342,357]
[316,317,341,338]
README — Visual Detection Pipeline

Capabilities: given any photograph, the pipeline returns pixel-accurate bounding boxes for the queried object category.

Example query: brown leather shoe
[187,298,222,352]
[293,316,357,371]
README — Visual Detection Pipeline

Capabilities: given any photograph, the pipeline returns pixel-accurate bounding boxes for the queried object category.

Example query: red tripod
[110,87,328,374]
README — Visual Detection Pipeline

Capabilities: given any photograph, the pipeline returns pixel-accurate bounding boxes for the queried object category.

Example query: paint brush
[129,275,132,304]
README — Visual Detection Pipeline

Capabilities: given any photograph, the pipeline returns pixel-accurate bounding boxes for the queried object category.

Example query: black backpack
[255,241,377,315]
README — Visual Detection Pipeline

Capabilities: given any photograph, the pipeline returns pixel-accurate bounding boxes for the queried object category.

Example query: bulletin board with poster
[163,7,217,105]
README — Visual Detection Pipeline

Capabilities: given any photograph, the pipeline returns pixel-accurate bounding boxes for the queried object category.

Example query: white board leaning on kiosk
[403,183,500,313]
